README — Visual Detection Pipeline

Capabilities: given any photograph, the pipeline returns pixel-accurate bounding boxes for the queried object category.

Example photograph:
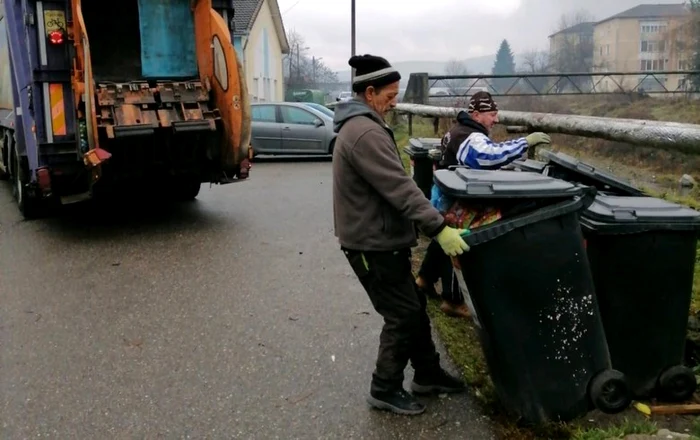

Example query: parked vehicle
[336,91,353,102]
[285,88,326,105]
[302,102,334,119]
[250,102,336,156]
[0,0,251,218]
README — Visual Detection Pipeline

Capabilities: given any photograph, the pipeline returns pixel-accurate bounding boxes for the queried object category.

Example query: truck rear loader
[0,0,252,218]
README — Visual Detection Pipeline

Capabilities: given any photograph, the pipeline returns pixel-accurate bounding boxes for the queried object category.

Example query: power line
[282,0,302,15]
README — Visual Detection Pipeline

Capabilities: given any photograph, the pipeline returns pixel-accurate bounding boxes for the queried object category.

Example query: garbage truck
[0,0,251,218]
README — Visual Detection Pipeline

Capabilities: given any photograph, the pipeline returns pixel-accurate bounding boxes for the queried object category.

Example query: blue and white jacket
[431,111,529,209]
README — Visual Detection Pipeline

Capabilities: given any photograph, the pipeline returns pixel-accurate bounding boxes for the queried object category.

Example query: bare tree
[284,29,339,89]
[556,10,595,35]
[522,50,550,73]
[551,10,596,91]
[662,5,697,91]
[519,50,551,93]
[442,59,470,94]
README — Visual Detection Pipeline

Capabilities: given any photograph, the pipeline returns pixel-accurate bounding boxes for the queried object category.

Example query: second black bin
[540,149,646,196]
[434,168,631,424]
[403,137,442,199]
[580,194,700,401]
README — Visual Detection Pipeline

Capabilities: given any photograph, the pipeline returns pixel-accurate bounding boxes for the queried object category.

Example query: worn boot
[367,389,426,415]
[411,368,467,395]
[439,300,471,318]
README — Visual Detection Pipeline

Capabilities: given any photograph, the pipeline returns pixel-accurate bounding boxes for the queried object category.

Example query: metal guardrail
[392,103,700,154]
[327,100,700,154]
[425,70,700,97]
[346,72,700,154]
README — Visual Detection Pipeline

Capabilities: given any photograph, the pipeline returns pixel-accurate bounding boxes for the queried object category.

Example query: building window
[640,40,667,53]
[641,23,668,34]
[641,59,667,71]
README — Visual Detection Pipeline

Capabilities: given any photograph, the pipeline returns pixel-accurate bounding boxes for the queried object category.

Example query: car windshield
[304,103,334,118]
[339,92,352,98]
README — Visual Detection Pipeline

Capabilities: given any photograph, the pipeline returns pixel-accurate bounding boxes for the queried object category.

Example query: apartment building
[592,3,692,92]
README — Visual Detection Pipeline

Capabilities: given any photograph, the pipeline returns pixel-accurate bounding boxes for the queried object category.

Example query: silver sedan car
[250,102,337,156]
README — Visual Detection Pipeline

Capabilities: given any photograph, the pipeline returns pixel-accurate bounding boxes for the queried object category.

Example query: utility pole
[350,0,356,86]
[312,56,316,86]
[296,42,300,87]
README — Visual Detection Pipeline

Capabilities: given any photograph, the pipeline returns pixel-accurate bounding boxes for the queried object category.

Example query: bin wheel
[658,365,697,402]
[589,369,631,414]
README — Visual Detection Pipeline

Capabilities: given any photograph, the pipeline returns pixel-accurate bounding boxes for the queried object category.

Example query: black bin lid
[434,168,582,199]
[409,137,441,150]
[541,149,645,196]
[581,195,700,232]
[511,159,547,173]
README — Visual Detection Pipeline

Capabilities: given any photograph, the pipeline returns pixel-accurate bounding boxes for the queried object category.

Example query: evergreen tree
[492,39,516,75]
[491,39,516,94]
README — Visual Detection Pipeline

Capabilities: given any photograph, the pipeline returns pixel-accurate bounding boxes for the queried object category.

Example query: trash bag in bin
[436,199,505,328]
[540,149,646,196]
[403,137,442,199]
[433,168,632,424]
[580,194,700,402]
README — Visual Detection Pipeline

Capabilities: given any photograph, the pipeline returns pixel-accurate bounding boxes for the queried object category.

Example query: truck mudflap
[94,81,219,138]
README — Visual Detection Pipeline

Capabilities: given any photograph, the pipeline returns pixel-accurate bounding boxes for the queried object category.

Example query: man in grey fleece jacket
[332,54,469,416]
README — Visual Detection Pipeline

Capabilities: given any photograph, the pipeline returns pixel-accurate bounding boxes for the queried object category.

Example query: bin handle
[466,182,495,195]
[611,208,637,220]
[576,162,596,173]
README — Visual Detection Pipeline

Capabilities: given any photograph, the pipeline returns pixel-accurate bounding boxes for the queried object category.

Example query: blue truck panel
[138,0,198,79]
[3,0,39,166]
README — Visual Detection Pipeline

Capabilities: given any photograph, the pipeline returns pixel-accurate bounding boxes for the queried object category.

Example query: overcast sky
[277,0,685,71]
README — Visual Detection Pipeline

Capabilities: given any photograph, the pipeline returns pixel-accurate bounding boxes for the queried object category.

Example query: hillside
[335,53,536,85]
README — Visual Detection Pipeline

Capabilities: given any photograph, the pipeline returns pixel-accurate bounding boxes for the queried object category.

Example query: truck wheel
[173,178,201,201]
[658,365,697,402]
[589,369,631,414]
[11,146,42,219]
[0,131,9,180]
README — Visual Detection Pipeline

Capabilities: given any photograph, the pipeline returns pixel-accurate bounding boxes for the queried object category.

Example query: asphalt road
[0,159,495,439]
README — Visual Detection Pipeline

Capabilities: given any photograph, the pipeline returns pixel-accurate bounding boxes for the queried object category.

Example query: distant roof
[548,22,595,38]
[233,0,289,54]
[233,0,263,35]
[597,3,689,25]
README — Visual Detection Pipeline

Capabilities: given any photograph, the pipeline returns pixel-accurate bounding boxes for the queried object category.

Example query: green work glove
[436,227,470,257]
[525,132,551,147]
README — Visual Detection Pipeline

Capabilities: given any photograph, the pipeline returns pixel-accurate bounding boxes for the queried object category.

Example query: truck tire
[11,145,43,219]
[0,131,10,180]
[173,177,201,201]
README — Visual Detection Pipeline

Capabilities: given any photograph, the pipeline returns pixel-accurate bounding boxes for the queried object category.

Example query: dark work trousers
[418,239,465,305]
[343,248,441,393]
